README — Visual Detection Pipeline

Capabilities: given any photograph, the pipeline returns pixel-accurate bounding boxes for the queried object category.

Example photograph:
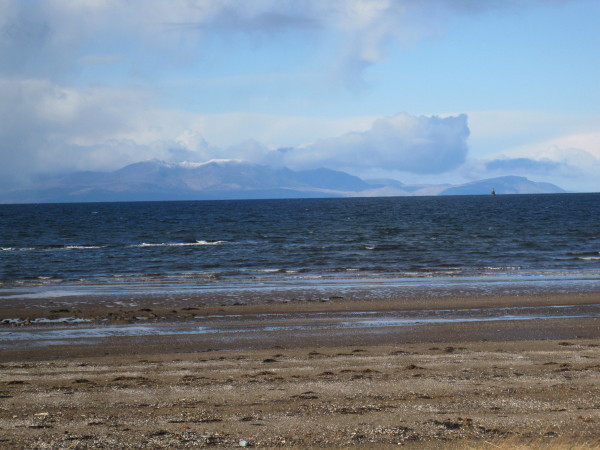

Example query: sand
[1,292,599,448]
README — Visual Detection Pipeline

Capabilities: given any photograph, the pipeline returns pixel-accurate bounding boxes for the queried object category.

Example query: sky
[1,0,599,192]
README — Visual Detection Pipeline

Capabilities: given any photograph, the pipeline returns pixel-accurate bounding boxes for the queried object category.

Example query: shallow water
[2,303,598,349]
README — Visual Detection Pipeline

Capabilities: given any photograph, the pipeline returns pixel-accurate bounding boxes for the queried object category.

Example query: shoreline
[1,291,599,359]
[1,291,599,447]
[2,290,599,322]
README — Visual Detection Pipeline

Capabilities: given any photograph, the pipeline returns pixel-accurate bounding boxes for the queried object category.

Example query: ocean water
[1,194,599,300]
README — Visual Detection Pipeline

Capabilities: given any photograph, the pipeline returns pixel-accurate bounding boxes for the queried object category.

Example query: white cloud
[188,113,374,148]
[459,131,600,192]
[0,79,169,183]
[466,110,600,156]
[1,0,596,192]
[1,0,583,83]
[2,75,598,193]
[268,113,470,174]
[1,74,597,192]
[0,76,469,184]
[491,131,600,163]
[0,78,373,184]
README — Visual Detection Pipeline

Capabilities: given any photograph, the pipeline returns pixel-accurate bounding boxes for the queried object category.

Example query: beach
[2,0,600,443]
[1,292,599,448]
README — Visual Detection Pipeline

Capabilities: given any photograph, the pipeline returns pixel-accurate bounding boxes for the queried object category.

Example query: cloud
[488,131,600,165]
[0,77,363,184]
[1,0,594,191]
[1,0,582,84]
[0,79,172,185]
[485,157,562,174]
[461,131,600,192]
[267,113,470,174]
[0,76,468,184]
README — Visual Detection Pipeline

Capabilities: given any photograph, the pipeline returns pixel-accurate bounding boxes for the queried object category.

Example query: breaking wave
[132,240,227,248]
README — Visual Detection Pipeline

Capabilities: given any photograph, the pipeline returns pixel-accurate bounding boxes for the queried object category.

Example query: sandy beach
[1,292,599,448]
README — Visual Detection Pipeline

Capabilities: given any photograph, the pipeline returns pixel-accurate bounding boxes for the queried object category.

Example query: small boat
[491,188,496,196]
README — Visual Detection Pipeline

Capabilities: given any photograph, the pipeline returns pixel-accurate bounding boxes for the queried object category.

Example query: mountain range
[1,159,565,203]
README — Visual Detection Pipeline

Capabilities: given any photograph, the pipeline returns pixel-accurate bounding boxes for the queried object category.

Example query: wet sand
[1,292,599,447]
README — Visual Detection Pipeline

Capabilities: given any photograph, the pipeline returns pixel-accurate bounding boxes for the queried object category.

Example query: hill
[439,176,565,196]
[1,161,566,203]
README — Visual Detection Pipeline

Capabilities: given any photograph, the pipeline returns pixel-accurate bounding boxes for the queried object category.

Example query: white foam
[1,289,89,299]
[1,317,91,325]
[64,245,105,250]
[134,240,226,248]
[195,240,226,246]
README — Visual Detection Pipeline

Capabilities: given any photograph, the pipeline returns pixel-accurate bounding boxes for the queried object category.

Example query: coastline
[1,291,599,447]
[2,289,599,324]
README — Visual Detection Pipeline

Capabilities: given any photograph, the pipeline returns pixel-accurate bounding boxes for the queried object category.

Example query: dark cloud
[159,0,584,85]
[168,9,320,34]
[0,18,53,77]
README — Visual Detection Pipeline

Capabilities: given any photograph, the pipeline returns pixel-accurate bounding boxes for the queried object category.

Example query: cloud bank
[0,76,469,184]
[267,114,470,174]
[485,158,562,174]
[1,0,596,192]
[454,129,600,192]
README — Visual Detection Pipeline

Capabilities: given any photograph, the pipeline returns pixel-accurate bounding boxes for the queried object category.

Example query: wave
[4,242,224,252]
[568,251,600,261]
[132,240,227,248]
[363,244,403,251]
[255,268,288,274]
[2,245,105,252]
[64,245,106,250]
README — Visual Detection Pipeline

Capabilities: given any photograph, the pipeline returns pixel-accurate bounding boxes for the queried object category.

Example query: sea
[1,193,600,302]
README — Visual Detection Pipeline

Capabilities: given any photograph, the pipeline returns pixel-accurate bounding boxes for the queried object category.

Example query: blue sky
[1,0,599,191]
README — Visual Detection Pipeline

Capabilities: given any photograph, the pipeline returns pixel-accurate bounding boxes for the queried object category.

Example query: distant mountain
[4,160,372,203]
[364,178,452,196]
[1,161,566,203]
[438,176,565,196]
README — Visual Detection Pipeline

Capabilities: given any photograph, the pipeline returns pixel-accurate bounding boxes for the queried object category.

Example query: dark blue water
[1,194,599,298]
